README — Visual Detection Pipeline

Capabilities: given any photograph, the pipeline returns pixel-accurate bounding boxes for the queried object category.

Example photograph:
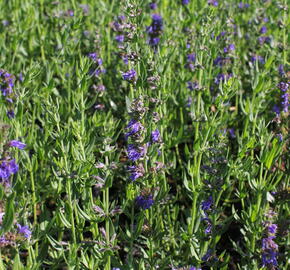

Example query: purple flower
[0,159,19,179]
[151,14,163,30]
[260,26,267,34]
[88,53,97,62]
[8,140,26,150]
[67,10,74,17]
[272,104,280,115]
[187,97,192,107]
[276,133,283,142]
[115,35,124,43]
[122,56,128,65]
[151,129,161,143]
[278,64,285,77]
[88,54,103,67]
[149,2,157,9]
[258,36,271,45]
[228,128,236,138]
[251,55,264,64]
[268,224,277,234]
[118,15,126,21]
[263,17,269,23]
[262,250,278,267]
[201,196,213,211]
[125,119,144,139]
[128,164,144,181]
[278,82,289,112]
[0,236,14,247]
[202,249,213,261]
[127,144,144,161]
[187,81,199,91]
[224,44,235,53]
[182,0,190,5]
[213,56,230,67]
[202,217,212,234]
[228,43,235,51]
[7,110,15,119]
[214,73,232,84]
[187,53,196,62]
[0,70,14,97]
[79,4,89,15]
[281,92,289,112]
[216,31,226,40]
[208,0,218,6]
[17,224,32,238]
[135,194,154,210]
[147,14,163,48]
[122,69,137,81]
[262,236,278,250]
[261,223,279,268]
[278,82,289,92]
[2,20,9,26]
[149,37,160,46]
[18,73,24,82]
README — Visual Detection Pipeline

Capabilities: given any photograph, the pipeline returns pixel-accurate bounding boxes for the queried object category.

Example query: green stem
[30,171,38,257]
[104,156,111,270]
[67,180,76,245]
[128,204,135,267]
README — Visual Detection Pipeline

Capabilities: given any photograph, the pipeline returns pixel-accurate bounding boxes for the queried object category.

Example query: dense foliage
[0,0,289,269]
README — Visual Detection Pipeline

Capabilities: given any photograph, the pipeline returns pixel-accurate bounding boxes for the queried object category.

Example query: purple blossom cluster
[127,144,145,162]
[214,73,233,85]
[88,53,106,77]
[0,69,16,118]
[146,14,163,48]
[135,194,154,210]
[278,82,289,113]
[251,55,265,64]
[0,140,26,187]
[261,222,279,268]
[151,128,161,143]
[213,56,231,67]
[201,196,213,235]
[208,0,218,7]
[111,15,137,45]
[122,69,137,82]
[0,223,31,247]
[223,43,235,53]
[185,53,196,71]
[187,81,199,91]
[274,64,289,114]
[125,98,147,180]
[124,96,163,211]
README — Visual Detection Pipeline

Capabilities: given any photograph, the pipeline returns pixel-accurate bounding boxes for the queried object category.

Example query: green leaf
[12,253,24,270]
[76,203,91,221]
[0,185,4,200]
[125,96,132,113]
[57,208,72,228]
[1,193,15,235]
